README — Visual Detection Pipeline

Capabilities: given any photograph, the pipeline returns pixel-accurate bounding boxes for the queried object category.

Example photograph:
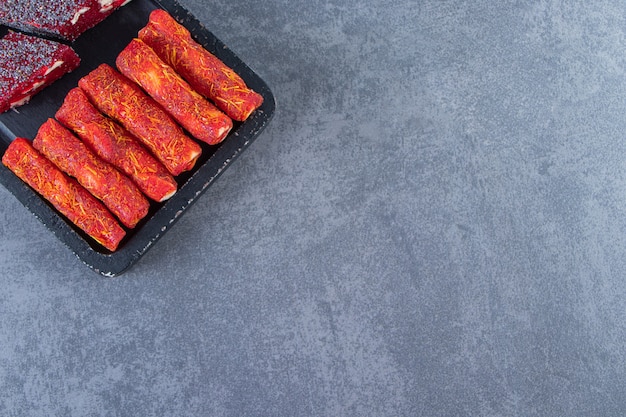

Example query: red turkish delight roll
[78,64,201,176]
[116,38,232,145]
[139,9,263,122]
[33,118,150,229]
[56,87,178,202]
[0,0,134,41]
[0,31,80,113]
[2,138,126,251]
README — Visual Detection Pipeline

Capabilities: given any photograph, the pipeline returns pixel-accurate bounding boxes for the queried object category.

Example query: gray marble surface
[2,0,626,415]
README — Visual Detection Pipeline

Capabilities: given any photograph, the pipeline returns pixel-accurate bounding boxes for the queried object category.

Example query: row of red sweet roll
[1,10,263,252]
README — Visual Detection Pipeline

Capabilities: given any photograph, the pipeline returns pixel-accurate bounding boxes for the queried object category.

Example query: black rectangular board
[0,0,275,276]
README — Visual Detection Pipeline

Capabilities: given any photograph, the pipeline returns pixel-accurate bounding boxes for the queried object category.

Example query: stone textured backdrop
[1,0,625,415]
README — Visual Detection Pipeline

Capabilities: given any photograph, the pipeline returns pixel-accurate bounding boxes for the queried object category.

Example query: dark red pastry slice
[33,118,150,229]
[139,9,263,122]
[78,64,202,176]
[117,38,232,145]
[2,138,126,251]
[0,31,80,113]
[0,0,133,41]
[56,87,178,202]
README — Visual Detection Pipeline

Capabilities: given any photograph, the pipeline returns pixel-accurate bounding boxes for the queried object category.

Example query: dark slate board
[0,0,275,276]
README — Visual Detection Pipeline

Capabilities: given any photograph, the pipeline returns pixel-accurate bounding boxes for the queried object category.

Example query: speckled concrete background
[1,0,626,415]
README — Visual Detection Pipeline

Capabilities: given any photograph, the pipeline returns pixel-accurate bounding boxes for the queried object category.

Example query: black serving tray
[0,0,275,276]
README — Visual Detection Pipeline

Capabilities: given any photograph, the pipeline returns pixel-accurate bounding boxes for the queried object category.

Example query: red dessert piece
[33,118,150,229]
[78,64,202,176]
[56,87,178,202]
[0,0,134,41]
[2,138,126,251]
[115,39,233,145]
[117,38,232,145]
[139,9,263,121]
[0,31,80,113]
